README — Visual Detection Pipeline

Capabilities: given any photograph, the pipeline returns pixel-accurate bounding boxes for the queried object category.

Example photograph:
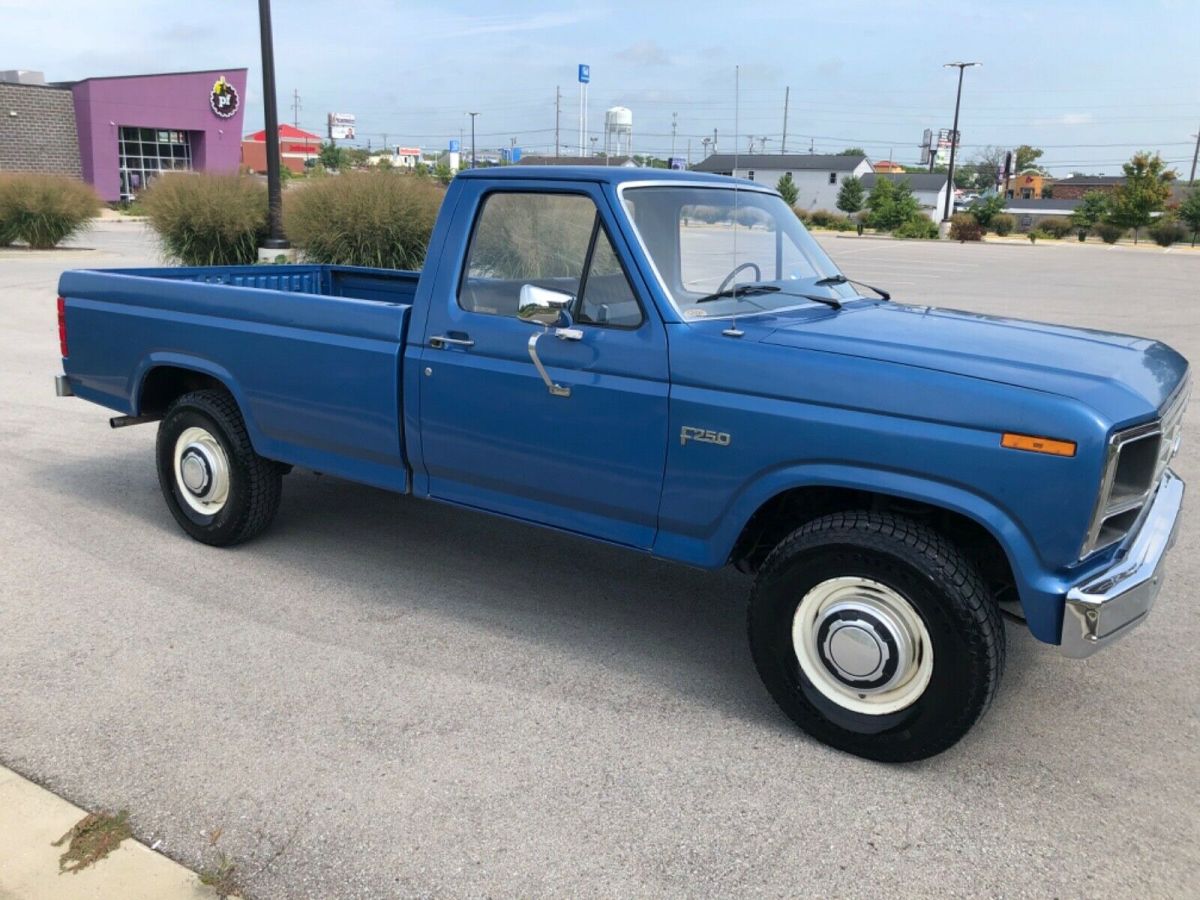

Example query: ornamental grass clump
[141,173,268,265]
[284,172,443,270]
[0,174,99,249]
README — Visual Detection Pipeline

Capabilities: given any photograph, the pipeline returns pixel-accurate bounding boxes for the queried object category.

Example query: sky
[3,0,1198,175]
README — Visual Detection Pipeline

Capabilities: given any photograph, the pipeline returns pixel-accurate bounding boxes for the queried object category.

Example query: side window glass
[577,229,644,328]
[460,192,595,317]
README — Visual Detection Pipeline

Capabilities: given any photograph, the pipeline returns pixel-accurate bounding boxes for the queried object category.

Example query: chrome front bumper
[1060,469,1184,658]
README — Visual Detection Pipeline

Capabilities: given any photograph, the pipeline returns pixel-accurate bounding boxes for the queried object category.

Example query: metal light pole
[467,112,479,169]
[257,0,289,250]
[1189,126,1199,184]
[942,61,980,222]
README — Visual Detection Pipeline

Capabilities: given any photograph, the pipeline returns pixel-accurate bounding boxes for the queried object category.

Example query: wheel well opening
[730,486,1017,607]
[138,367,226,417]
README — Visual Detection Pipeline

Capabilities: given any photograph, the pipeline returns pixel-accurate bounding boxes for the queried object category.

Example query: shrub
[0,174,99,249]
[792,207,810,224]
[967,193,1006,229]
[808,209,837,227]
[865,177,921,231]
[892,215,939,239]
[991,213,1015,236]
[1094,222,1125,244]
[949,212,983,241]
[1028,230,1048,243]
[142,174,268,265]
[1038,216,1073,239]
[285,171,443,269]
[1148,218,1186,247]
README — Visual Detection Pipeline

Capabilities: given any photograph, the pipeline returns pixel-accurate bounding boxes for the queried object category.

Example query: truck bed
[59,263,417,492]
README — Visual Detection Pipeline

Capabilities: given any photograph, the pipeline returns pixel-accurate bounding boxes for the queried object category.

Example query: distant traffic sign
[578,64,590,84]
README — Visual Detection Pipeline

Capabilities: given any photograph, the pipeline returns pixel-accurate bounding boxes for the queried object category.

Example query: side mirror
[518,284,574,328]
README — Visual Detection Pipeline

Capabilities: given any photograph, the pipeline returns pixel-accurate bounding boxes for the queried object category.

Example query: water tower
[604,107,633,158]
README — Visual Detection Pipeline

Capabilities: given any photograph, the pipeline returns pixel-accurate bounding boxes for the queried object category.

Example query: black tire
[748,511,1005,762]
[155,389,282,547]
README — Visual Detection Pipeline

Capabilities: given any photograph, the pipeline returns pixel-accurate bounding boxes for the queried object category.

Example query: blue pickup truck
[56,167,1188,761]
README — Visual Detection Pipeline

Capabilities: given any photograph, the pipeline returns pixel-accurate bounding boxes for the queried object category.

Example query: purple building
[0,67,247,202]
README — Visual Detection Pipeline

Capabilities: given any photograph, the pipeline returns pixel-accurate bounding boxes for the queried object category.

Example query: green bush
[808,209,837,227]
[949,212,983,241]
[1028,230,1048,243]
[142,174,268,265]
[792,207,810,224]
[285,171,443,269]
[967,194,1006,229]
[1094,222,1125,244]
[0,174,99,249]
[1039,216,1073,239]
[991,213,1015,236]
[1148,218,1186,247]
[893,215,939,239]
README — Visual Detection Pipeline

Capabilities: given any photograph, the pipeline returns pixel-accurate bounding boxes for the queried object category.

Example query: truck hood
[762,302,1187,424]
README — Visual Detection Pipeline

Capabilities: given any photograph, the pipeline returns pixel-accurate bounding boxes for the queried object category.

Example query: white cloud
[617,40,671,67]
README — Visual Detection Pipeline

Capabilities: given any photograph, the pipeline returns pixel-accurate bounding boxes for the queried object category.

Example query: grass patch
[52,809,132,873]
[141,173,268,266]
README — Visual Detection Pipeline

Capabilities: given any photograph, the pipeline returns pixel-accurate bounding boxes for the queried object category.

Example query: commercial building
[691,153,873,211]
[242,124,321,175]
[860,172,952,222]
[0,67,247,202]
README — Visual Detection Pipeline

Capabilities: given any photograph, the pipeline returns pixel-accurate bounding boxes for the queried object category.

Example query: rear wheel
[155,390,282,546]
[748,511,1005,762]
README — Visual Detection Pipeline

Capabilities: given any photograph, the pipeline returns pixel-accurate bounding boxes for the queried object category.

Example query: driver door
[416,185,670,549]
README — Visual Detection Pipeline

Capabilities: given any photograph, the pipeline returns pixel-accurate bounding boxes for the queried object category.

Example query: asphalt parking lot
[2,222,1198,898]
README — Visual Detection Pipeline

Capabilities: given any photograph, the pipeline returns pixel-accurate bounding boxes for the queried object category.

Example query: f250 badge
[681,426,731,447]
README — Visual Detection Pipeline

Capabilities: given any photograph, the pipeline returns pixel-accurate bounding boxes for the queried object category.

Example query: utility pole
[781,86,789,153]
[555,86,561,158]
[701,136,710,158]
[467,112,479,169]
[257,0,288,252]
[713,128,718,155]
[291,88,301,129]
[759,136,770,153]
[747,135,755,154]
[1190,126,1199,184]
[942,61,980,221]
[687,138,691,168]
[589,135,598,157]
[671,112,677,159]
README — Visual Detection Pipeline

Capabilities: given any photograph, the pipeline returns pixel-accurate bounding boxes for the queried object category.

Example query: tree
[865,177,920,230]
[836,175,864,214]
[1106,151,1176,243]
[1178,187,1200,247]
[776,172,799,207]
[1070,191,1109,234]
[1014,145,1046,174]
[968,193,1006,229]
[318,142,347,171]
[838,147,866,156]
[432,163,454,186]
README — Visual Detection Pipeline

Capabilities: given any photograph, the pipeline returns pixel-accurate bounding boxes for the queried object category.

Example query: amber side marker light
[1001,432,1076,457]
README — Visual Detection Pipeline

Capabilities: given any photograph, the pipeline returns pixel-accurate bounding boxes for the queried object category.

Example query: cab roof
[454,166,763,189]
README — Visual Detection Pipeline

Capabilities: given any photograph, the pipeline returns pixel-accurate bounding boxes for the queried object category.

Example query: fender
[653,461,1080,643]
[132,352,267,456]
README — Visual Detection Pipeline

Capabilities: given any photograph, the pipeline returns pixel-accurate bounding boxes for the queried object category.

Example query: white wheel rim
[173,426,230,516]
[792,576,933,715]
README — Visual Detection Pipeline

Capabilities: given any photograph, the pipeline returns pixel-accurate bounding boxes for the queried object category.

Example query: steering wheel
[715,261,763,296]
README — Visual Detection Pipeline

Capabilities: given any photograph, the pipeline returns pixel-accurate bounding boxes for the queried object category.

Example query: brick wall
[0,83,83,178]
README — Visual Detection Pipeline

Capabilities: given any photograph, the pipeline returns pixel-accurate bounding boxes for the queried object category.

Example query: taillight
[57,295,68,358]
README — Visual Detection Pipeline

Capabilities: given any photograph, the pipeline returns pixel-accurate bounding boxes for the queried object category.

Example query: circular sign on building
[210,76,239,119]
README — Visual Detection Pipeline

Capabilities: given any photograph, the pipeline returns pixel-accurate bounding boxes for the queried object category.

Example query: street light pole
[257,0,289,250]
[942,61,980,222]
[1189,126,1199,184]
[467,112,479,169]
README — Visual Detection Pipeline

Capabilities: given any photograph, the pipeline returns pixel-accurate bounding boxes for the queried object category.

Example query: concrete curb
[0,765,221,899]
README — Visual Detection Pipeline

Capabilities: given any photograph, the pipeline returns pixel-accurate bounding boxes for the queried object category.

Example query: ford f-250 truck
[55,167,1188,761]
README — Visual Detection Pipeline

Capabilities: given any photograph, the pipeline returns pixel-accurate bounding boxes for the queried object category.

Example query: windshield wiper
[776,290,842,310]
[695,284,781,304]
[814,274,891,300]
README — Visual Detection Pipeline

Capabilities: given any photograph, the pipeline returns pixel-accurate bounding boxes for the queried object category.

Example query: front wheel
[748,511,1005,762]
[155,389,282,546]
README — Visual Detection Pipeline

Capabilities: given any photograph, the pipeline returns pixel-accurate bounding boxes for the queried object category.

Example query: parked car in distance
[55,167,1188,761]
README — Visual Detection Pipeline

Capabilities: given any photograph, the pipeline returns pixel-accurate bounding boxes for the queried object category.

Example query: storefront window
[118,126,192,201]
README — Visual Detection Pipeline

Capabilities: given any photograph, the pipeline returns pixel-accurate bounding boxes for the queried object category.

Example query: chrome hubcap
[173,426,230,515]
[792,577,933,715]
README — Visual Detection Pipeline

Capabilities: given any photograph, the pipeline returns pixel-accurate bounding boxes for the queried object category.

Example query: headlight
[1080,382,1189,558]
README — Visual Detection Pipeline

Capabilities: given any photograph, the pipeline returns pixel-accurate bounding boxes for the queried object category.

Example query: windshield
[621,185,857,319]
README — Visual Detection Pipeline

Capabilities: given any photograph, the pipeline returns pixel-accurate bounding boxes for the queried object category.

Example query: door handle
[429,335,474,350]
